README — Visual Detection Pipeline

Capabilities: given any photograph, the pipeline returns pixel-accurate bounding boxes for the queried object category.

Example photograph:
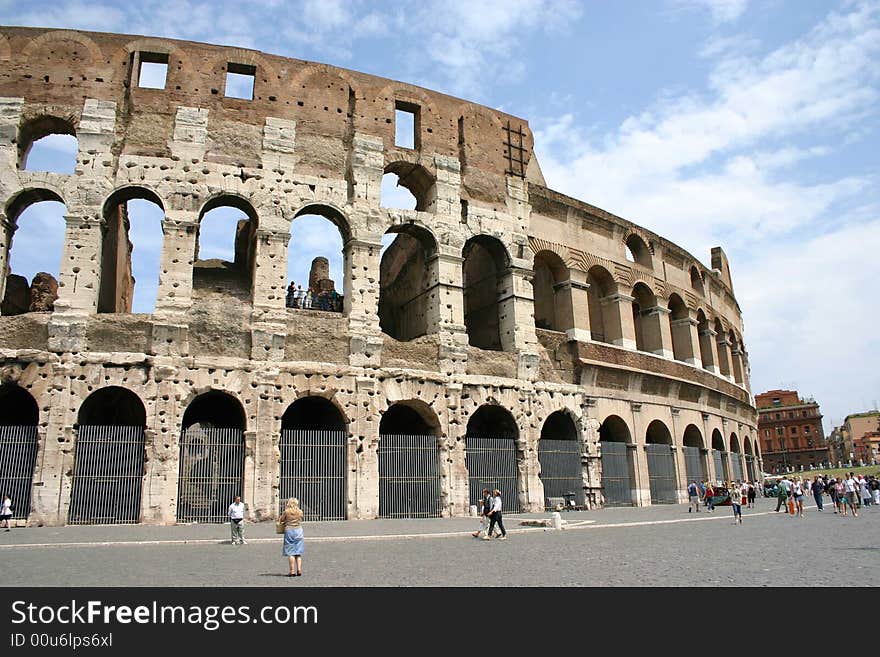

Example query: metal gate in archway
[682,446,707,485]
[68,426,145,525]
[745,455,756,481]
[646,444,678,504]
[379,434,441,518]
[0,426,39,520]
[731,454,744,481]
[538,439,584,508]
[177,427,244,523]
[712,449,725,483]
[600,441,633,506]
[465,437,521,513]
[279,429,347,521]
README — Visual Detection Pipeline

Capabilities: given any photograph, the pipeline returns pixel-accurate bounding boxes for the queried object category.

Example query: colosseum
[0,27,760,526]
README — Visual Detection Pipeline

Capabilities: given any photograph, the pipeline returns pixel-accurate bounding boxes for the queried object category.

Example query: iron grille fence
[646,444,678,504]
[537,439,584,508]
[731,453,744,481]
[378,433,441,518]
[745,455,756,481]
[279,430,347,521]
[682,446,707,485]
[465,437,521,514]
[712,449,725,484]
[177,427,244,523]
[599,441,633,506]
[0,425,39,520]
[68,425,145,525]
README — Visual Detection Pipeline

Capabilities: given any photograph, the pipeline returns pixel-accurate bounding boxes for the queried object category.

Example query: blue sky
[3,0,879,435]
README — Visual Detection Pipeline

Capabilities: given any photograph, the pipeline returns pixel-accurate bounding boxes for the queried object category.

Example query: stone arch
[17,114,78,172]
[98,186,165,314]
[181,390,246,431]
[538,410,583,509]
[714,317,731,377]
[383,161,436,212]
[624,232,652,268]
[281,396,348,431]
[0,384,40,521]
[728,328,744,384]
[631,282,661,353]
[645,419,677,503]
[194,193,259,296]
[379,399,441,437]
[208,48,280,101]
[462,235,511,351]
[288,65,358,143]
[696,308,714,371]
[121,37,197,90]
[77,386,146,426]
[532,250,571,332]
[22,30,104,67]
[599,414,632,443]
[379,222,439,341]
[683,423,704,449]
[646,419,673,445]
[682,423,708,488]
[599,414,635,506]
[586,264,616,344]
[667,292,690,362]
[690,265,705,295]
[465,404,521,513]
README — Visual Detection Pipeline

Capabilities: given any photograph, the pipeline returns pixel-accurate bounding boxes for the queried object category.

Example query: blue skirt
[282,527,304,556]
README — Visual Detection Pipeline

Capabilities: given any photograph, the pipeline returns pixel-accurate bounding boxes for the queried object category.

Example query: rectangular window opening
[394,101,419,149]
[138,52,169,89]
[225,62,256,100]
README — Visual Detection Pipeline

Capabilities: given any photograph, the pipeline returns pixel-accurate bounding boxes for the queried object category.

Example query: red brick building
[756,390,829,473]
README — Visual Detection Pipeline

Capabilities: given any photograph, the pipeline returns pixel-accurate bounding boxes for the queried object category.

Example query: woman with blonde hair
[280,498,305,577]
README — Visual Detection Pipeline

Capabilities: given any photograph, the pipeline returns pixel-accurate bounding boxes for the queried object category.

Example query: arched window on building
[586,265,616,344]
[625,234,652,268]
[465,405,520,513]
[462,236,510,351]
[287,205,349,314]
[381,163,435,212]
[667,293,691,362]
[0,384,40,522]
[18,116,77,174]
[645,420,677,504]
[532,251,571,333]
[378,224,438,341]
[599,415,634,506]
[194,196,258,300]
[682,424,707,486]
[538,411,582,509]
[631,283,662,354]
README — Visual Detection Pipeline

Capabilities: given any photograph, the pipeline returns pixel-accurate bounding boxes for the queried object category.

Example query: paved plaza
[1,498,877,587]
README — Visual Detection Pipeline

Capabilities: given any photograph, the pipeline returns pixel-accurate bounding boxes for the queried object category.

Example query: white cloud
[671,0,749,24]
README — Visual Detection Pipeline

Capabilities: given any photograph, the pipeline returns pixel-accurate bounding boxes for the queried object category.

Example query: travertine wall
[0,27,759,525]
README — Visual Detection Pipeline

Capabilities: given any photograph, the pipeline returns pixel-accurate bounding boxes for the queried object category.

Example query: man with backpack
[775,478,789,512]
[688,481,700,512]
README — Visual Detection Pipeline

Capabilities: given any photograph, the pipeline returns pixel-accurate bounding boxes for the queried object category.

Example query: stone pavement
[1,497,878,586]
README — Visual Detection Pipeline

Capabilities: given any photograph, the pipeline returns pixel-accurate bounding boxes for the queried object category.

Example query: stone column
[150,214,198,357]
[432,248,469,375]
[346,237,384,367]
[670,409,689,503]
[499,261,538,353]
[517,431,543,513]
[562,269,592,343]
[730,346,745,385]
[349,377,380,519]
[0,213,12,308]
[641,303,673,358]
[671,311,701,366]
[716,336,733,380]
[630,403,651,506]
[142,363,182,524]
[250,229,290,361]
[444,383,470,515]
[580,415,602,509]
[601,290,636,350]
[699,327,720,375]
[247,371,282,520]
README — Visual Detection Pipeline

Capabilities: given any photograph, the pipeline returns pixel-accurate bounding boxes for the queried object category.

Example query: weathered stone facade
[0,27,760,526]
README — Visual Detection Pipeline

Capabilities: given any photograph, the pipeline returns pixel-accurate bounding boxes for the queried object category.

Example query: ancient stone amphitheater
[0,27,759,526]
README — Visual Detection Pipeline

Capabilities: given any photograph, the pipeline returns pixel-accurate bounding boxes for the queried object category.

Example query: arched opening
[744,436,757,481]
[667,293,690,362]
[538,411,583,509]
[690,266,705,296]
[0,384,39,521]
[645,419,677,504]
[728,329,744,384]
[711,428,726,483]
[98,188,164,314]
[378,401,442,518]
[715,318,731,377]
[682,423,707,486]
[465,405,520,513]
[378,224,438,341]
[193,196,257,301]
[382,162,436,212]
[532,251,571,333]
[696,310,714,371]
[69,387,146,525]
[177,391,246,523]
[729,433,743,481]
[631,283,661,354]
[18,116,77,174]
[462,235,509,351]
[279,396,347,520]
[286,205,349,314]
[625,234,652,268]
[586,265,616,344]
[2,192,65,316]
[599,414,635,506]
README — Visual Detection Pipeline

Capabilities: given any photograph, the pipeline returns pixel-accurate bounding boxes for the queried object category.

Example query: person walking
[870,475,880,506]
[747,481,756,509]
[228,495,246,545]
[835,478,847,515]
[704,483,715,512]
[859,476,871,507]
[812,475,824,511]
[843,473,859,517]
[792,478,805,517]
[0,494,12,531]
[775,479,788,512]
[730,481,743,524]
[483,489,507,540]
[687,481,700,513]
[472,488,493,538]
[279,497,305,577]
